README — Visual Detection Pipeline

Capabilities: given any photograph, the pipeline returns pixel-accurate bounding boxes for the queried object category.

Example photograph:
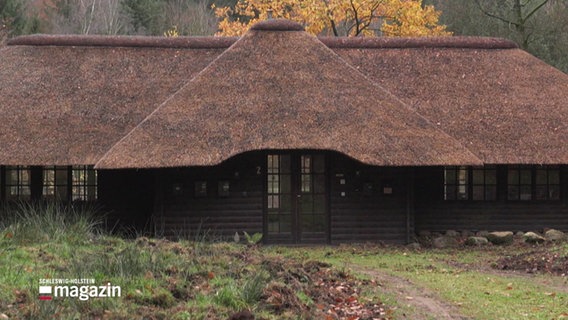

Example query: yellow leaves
[163,26,179,38]
[214,0,451,37]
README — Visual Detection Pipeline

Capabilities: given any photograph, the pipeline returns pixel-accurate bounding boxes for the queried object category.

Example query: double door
[265,153,328,243]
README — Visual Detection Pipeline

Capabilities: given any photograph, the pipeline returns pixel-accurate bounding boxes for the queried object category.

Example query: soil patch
[494,247,568,276]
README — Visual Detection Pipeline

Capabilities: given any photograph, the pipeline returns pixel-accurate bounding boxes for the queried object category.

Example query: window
[535,166,560,200]
[267,154,292,234]
[444,166,497,201]
[507,166,532,200]
[444,166,469,200]
[5,166,31,200]
[72,166,97,201]
[43,166,69,200]
[472,166,497,200]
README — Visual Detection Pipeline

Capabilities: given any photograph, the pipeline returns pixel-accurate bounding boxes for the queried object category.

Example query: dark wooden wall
[328,154,412,244]
[152,152,264,240]
[414,166,568,233]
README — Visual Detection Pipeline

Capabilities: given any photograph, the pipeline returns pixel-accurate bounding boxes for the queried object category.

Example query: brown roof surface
[335,46,568,164]
[0,39,226,165]
[1,21,566,167]
[95,20,480,169]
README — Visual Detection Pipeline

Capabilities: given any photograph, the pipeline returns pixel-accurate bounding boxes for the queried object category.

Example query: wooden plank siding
[414,166,568,233]
[152,152,264,240]
[328,154,412,244]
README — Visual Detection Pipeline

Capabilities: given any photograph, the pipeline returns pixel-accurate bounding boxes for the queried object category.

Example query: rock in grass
[407,242,421,250]
[544,229,566,242]
[229,310,255,320]
[486,231,514,245]
[446,230,460,237]
[432,236,459,248]
[465,236,489,246]
[523,232,545,244]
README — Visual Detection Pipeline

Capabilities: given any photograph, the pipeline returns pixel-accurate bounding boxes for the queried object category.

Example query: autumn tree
[214,0,450,37]
[429,0,568,73]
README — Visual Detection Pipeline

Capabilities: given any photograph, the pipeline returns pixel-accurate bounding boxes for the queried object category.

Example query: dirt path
[348,264,471,320]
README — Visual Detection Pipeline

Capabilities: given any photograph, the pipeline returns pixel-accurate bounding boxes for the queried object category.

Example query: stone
[407,242,421,250]
[432,236,459,249]
[446,230,460,237]
[545,229,566,242]
[486,231,514,245]
[476,230,490,238]
[465,236,489,246]
[523,232,545,244]
[515,231,525,238]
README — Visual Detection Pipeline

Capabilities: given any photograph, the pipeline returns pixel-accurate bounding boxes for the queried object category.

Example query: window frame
[507,165,561,202]
[443,166,497,201]
[4,166,32,201]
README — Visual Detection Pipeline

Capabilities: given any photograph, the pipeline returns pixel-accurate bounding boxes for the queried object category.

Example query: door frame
[262,150,331,244]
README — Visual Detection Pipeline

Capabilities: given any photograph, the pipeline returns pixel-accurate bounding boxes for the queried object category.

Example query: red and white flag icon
[39,286,52,300]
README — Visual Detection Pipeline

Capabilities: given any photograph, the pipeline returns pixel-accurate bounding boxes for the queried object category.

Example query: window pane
[472,169,484,184]
[458,167,468,185]
[536,169,547,184]
[280,175,291,194]
[314,175,325,194]
[508,169,519,184]
[485,170,497,185]
[520,170,531,184]
[549,185,560,200]
[457,185,468,200]
[549,170,560,184]
[535,186,547,200]
[301,175,311,193]
[520,186,532,200]
[472,186,484,200]
[444,186,456,200]
[508,186,519,200]
[280,155,290,174]
[485,186,497,201]
[444,168,456,184]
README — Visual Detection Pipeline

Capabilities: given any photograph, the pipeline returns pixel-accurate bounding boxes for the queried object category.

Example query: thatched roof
[333,43,568,164]
[95,20,480,169]
[1,19,566,167]
[0,37,227,165]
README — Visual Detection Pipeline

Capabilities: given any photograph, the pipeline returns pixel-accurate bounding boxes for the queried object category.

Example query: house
[0,19,566,244]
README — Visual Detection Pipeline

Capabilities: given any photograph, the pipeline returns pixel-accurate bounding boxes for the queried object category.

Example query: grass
[268,245,568,320]
[1,204,567,319]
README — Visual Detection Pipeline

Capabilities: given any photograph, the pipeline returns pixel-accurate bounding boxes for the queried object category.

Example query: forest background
[1,0,567,73]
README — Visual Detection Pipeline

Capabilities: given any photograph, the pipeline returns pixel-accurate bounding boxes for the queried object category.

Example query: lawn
[1,203,567,319]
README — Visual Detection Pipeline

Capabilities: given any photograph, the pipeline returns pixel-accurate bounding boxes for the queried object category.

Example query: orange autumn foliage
[213,0,451,37]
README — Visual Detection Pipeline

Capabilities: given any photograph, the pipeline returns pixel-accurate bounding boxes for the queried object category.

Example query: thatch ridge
[320,36,518,49]
[8,34,517,50]
[250,19,305,31]
[8,34,238,49]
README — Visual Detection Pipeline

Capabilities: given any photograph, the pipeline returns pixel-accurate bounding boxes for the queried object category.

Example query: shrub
[0,202,103,245]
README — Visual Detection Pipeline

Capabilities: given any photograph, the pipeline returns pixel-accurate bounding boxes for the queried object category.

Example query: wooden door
[265,153,328,243]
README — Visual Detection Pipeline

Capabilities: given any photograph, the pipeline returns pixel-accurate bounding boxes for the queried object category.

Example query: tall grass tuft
[0,201,103,245]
